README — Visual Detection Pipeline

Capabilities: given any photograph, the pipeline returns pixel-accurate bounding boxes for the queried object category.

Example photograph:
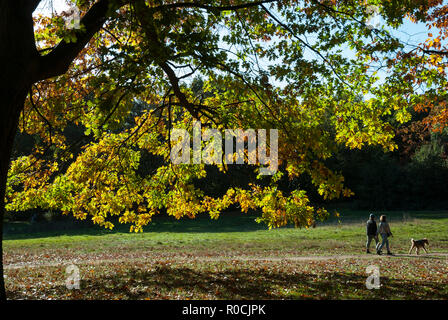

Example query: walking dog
[409,238,429,255]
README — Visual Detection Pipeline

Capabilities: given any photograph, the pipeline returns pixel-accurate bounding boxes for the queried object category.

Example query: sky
[35,0,70,15]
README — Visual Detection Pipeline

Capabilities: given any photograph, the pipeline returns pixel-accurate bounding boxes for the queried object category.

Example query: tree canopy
[4,0,441,232]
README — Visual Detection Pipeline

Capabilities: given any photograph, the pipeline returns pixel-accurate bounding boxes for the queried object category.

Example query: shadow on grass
[8,264,448,300]
[3,213,268,241]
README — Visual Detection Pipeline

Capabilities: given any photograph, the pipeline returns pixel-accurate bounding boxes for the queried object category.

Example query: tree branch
[158,0,278,11]
[34,0,279,82]
[421,48,448,56]
[35,0,128,82]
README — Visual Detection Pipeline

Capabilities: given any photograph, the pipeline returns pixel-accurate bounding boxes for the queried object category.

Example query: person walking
[366,214,379,253]
[377,215,393,255]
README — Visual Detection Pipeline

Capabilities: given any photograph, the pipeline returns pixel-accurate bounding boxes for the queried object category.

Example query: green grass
[5,209,448,254]
[3,209,448,300]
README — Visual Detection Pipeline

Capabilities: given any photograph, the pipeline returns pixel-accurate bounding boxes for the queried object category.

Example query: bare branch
[158,0,278,11]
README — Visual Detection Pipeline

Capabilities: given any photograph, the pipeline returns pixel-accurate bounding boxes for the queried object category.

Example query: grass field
[3,209,448,300]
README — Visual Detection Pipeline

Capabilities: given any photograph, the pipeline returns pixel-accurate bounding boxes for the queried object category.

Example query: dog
[409,238,429,255]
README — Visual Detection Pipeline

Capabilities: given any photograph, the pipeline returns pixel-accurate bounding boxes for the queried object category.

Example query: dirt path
[5,252,448,270]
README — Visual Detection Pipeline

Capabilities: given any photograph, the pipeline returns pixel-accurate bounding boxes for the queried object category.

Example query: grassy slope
[3,209,448,299]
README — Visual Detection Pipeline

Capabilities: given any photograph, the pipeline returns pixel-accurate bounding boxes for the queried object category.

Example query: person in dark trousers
[366,213,379,253]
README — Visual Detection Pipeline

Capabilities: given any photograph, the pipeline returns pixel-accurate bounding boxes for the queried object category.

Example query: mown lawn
[3,209,448,299]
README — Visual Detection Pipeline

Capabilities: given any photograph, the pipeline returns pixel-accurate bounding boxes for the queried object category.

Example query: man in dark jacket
[366,214,379,253]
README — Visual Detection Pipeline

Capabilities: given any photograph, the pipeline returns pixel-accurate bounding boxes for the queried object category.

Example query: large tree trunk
[0,0,118,300]
[0,93,24,301]
[0,0,40,301]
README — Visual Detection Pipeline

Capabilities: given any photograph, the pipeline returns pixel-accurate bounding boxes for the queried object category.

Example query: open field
[3,210,448,299]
